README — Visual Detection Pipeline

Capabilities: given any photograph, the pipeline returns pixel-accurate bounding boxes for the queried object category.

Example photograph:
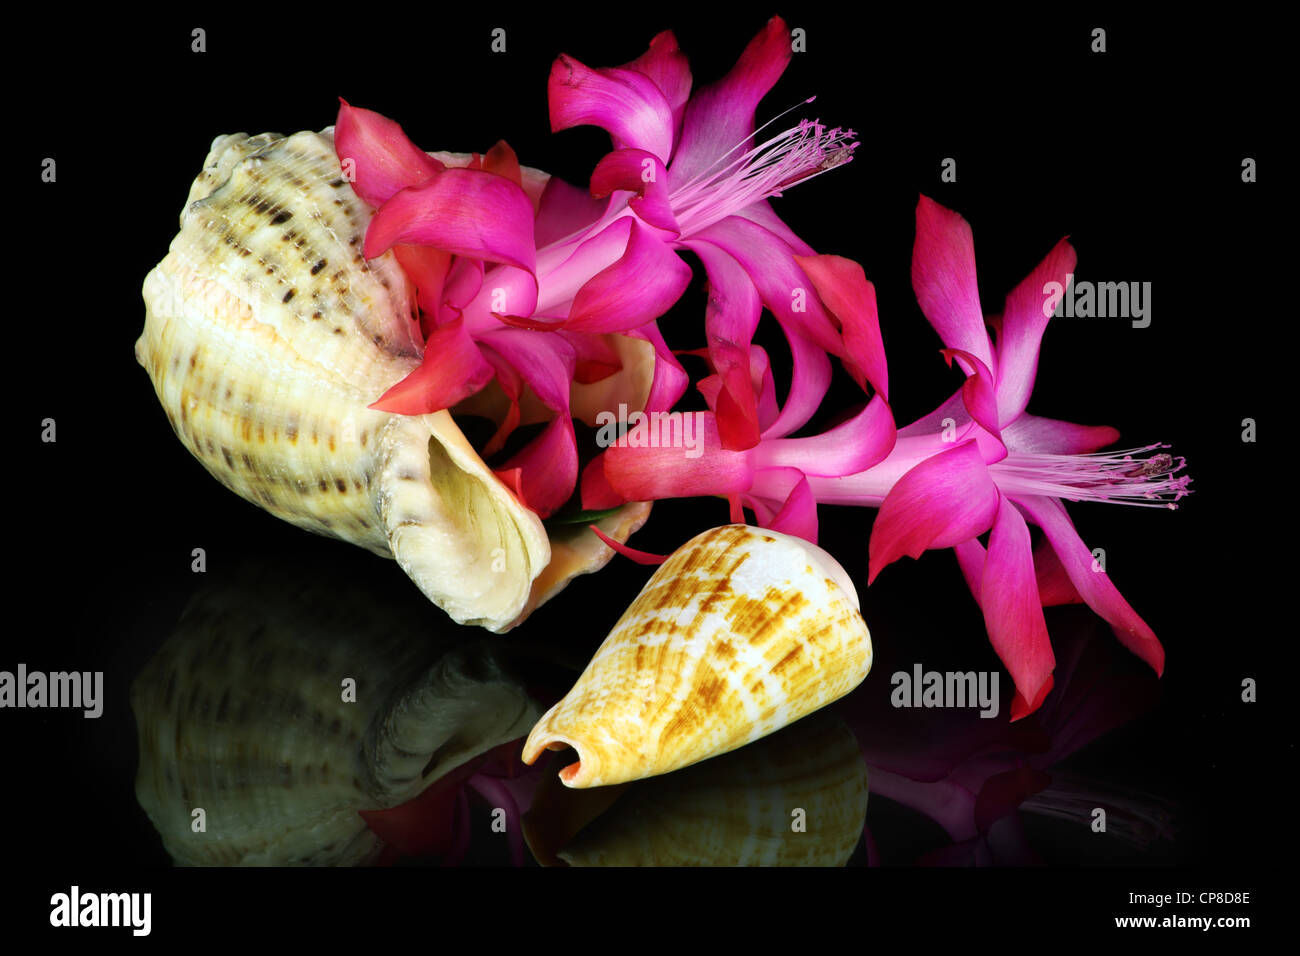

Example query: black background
[6,4,1284,938]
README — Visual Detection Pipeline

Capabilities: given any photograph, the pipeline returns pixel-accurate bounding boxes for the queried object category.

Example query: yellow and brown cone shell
[522,524,873,787]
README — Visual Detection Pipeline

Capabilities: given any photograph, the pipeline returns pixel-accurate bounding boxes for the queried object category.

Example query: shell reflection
[524,711,868,866]
[131,560,538,865]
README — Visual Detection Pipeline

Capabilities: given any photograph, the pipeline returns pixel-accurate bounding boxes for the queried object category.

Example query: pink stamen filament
[988,445,1191,509]
[669,104,858,237]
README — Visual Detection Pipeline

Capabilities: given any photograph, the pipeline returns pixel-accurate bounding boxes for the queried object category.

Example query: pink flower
[806,196,1190,719]
[549,19,883,449]
[590,254,894,542]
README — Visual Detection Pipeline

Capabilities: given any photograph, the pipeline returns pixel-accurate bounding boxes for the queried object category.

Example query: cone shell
[524,712,869,866]
[131,562,539,866]
[136,129,645,631]
[522,524,873,788]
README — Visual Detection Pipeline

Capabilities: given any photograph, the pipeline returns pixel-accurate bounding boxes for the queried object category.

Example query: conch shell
[136,128,647,631]
[131,559,539,866]
[522,524,873,788]
[524,711,869,866]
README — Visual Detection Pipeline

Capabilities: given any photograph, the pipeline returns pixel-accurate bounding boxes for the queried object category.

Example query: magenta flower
[548,18,882,450]
[804,196,1190,718]
[339,18,875,517]
[589,254,894,541]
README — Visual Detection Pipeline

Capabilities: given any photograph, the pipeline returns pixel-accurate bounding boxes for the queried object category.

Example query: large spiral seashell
[131,561,539,866]
[521,524,873,788]
[524,711,869,866]
[136,128,648,632]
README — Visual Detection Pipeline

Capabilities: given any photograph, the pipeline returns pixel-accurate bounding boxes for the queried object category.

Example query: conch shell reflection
[524,712,868,866]
[131,559,538,865]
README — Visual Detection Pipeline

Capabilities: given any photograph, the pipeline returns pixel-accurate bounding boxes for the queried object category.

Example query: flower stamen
[988,444,1192,509]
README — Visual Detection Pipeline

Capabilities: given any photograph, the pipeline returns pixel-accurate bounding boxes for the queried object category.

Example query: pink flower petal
[761,394,896,478]
[981,495,1056,721]
[691,239,763,450]
[368,318,494,414]
[590,148,680,234]
[670,16,793,186]
[1012,495,1165,676]
[475,328,575,413]
[494,415,578,518]
[1033,535,1083,607]
[580,453,624,510]
[912,195,995,375]
[953,537,987,608]
[534,174,608,249]
[627,320,690,414]
[761,320,832,440]
[548,55,675,164]
[335,99,444,208]
[602,411,753,501]
[694,219,842,356]
[868,440,999,583]
[762,468,819,543]
[1001,413,1120,455]
[941,348,1003,446]
[364,168,537,278]
[393,245,452,323]
[795,253,890,400]
[995,237,1077,425]
[565,219,693,332]
[589,525,667,564]
[622,31,693,145]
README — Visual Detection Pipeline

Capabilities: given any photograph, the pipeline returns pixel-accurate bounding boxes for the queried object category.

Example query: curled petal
[695,219,841,356]
[761,468,819,544]
[623,30,692,142]
[548,55,675,163]
[868,440,999,583]
[566,220,693,332]
[761,394,896,478]
[335,99,444,207]
[793,253,889,400]
[982,496,1056,721]
[393,245,452,325]
[670,16,793,186]
[1012,495,1165,676]
[912,195,995,375]
[589,524,667,565]
[692,240,763,450]
[364,168,537,278]
[495,416,578,518]
[941,348,1003,451]
[476,328,575,413]
[628,320,690,415]
[995,237,1077,425]
[590,148,679,234]
[368,319,494,414]
[761,321,832,440]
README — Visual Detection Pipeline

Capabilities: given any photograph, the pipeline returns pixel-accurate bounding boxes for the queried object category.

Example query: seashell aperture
[136,128,645,632]
[521,524,873,788]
